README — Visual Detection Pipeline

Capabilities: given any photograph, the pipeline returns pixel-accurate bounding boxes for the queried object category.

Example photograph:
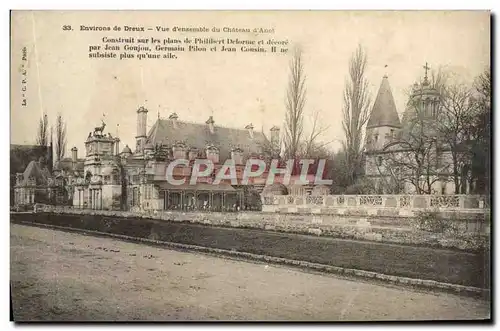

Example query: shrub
[345,178,377,195]
[413,210,457,233]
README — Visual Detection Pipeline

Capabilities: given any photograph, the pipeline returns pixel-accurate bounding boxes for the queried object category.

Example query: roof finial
[423,62,430,84]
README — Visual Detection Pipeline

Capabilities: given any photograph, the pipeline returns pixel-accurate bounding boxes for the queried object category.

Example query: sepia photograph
[9,10,491,322]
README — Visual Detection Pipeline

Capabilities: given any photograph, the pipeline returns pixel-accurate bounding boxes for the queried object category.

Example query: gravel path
[10,224,490,321]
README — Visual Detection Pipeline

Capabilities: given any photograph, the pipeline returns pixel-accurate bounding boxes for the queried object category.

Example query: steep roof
[19,161,50,186]
[145,119,268,160]
[367,76,401,129]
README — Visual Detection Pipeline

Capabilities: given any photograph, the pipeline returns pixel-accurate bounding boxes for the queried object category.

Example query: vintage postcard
[10,10,491,322]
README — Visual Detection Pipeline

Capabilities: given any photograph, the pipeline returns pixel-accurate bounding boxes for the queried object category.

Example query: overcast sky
[11,11,490,155]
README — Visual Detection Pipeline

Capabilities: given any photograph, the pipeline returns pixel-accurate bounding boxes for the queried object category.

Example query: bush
[413,210,457,233]
[345,178,377,195]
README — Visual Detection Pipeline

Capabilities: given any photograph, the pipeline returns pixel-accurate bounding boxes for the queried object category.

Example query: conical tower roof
[367,76,401,129]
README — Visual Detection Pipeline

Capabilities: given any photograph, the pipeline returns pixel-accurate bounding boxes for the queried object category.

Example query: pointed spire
[367,75,401,129]
[423,62,430,85]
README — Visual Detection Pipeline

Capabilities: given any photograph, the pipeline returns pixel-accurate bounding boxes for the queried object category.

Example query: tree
[341,45,372,186]
[283,47,306,160]
[469,68,491,195]
[382,96,449,194]
[55,113,67,162]
[438,83,476,193]
[36,114,49,147]
[301,109,331,158]
[329,150,351,193]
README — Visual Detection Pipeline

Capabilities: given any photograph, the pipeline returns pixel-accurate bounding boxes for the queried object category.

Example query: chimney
[270,126,280,144]
[114,138,120,156]
[71,146,78,162]
[245,123,254,139]
[206,116,215,134]
[169,112,179,129]
[70,146,78,171]
[136,106,148,153]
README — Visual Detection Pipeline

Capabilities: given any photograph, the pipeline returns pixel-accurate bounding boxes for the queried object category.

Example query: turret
[365,75,401,151]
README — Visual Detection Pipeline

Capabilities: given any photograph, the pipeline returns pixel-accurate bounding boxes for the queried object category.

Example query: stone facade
[15,106,329,212]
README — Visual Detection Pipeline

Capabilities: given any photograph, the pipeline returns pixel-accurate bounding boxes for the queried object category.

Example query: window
[377,156,383,166]
[374,134,379,142]
[104,175,110,182]
[390,129,395,139]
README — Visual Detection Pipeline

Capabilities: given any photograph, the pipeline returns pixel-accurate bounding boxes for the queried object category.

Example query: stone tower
[365,75,402,152]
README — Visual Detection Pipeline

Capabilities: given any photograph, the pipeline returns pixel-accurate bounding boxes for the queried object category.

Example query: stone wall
[31,204,490,251]
[261,194,490,218]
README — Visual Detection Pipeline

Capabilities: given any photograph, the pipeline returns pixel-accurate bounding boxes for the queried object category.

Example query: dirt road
[12,212,489,288]
[10,224,490,321]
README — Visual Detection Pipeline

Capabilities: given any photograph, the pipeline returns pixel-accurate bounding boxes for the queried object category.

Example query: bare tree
[55,113,67,162]
[301,109,331,158]
[283,47,306,160]
[342,45,372,185]
[438,83,476,193]
[36,114,49,147]
[382,97,449,194]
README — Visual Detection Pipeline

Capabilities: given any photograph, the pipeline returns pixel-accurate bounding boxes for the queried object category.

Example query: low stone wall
[261,194,490,218]
[30,204,489,251]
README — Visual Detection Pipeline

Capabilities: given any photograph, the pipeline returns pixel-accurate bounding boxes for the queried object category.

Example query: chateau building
[364,68,470,194]
[13,103,334,211]
[59,107,283,211]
